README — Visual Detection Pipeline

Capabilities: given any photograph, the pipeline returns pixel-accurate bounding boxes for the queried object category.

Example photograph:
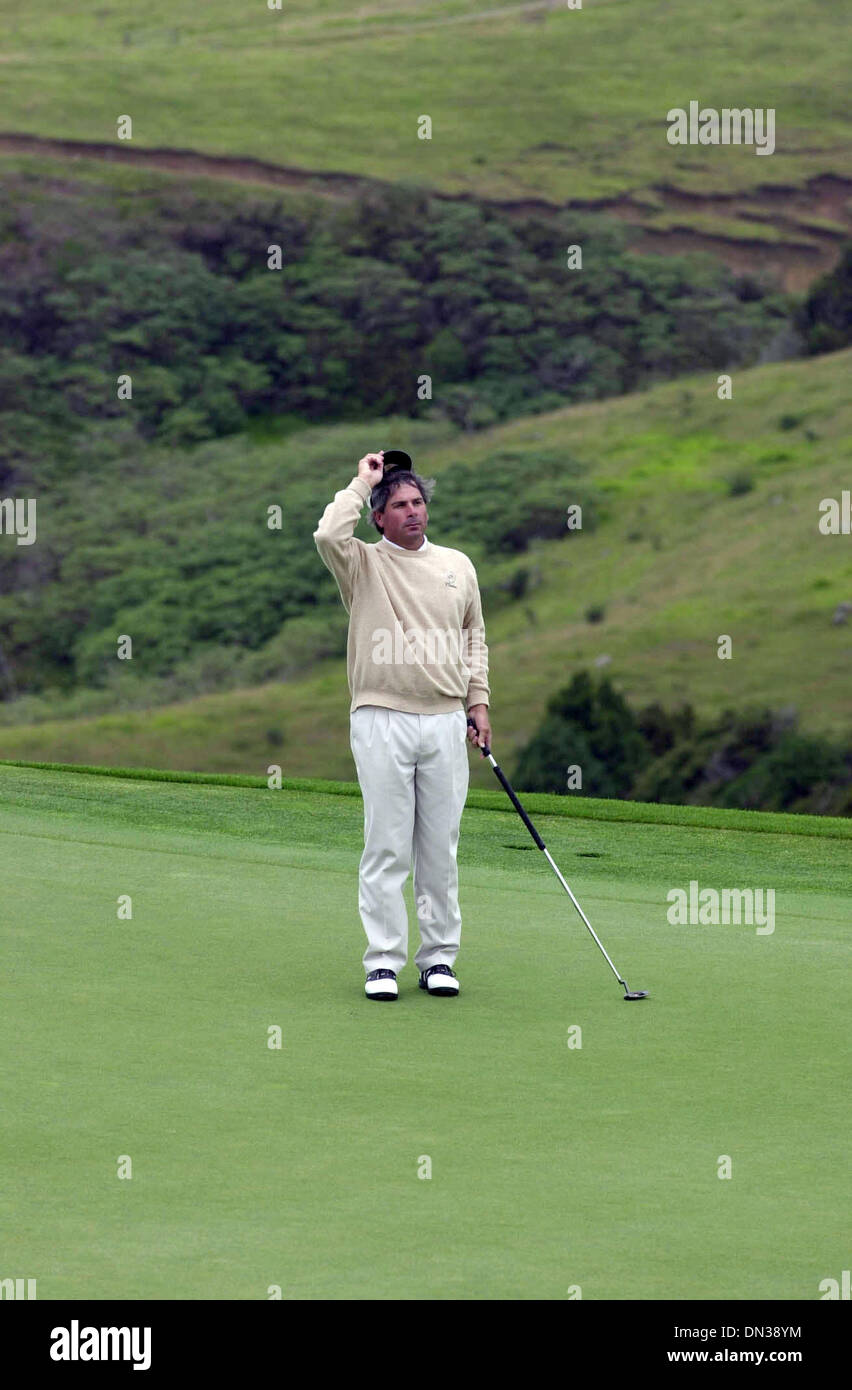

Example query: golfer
[313,449,491,1001]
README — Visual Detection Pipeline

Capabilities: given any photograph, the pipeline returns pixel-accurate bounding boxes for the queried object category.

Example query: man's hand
[357,450,385,486]
[466,704,491,756]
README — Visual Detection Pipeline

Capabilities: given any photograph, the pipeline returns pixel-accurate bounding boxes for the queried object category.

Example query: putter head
[623,990,649,1001]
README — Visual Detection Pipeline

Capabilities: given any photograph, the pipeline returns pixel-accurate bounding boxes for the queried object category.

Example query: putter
[467,717,648,1001]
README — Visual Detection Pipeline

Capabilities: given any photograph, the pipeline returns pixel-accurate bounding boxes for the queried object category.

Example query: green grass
[2,350,850,782]
[1,763,847,1299]
[640,212,820,245]
[1,0,849,202]
[2,757,850,839]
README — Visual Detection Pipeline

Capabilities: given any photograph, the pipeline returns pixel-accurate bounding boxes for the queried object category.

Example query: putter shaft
[467,717,642,996]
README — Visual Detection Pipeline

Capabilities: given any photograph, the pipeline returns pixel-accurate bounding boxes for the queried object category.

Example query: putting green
[1,764,848,1300]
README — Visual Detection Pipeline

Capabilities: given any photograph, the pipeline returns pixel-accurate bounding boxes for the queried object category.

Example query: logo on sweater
[444,571,457,588]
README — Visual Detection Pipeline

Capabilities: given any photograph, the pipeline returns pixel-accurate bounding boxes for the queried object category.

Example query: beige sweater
[313,475,490,715]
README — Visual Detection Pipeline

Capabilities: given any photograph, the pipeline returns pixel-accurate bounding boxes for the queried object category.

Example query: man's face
[375,482,428,549]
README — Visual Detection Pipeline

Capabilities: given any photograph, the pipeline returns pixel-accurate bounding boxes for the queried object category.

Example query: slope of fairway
[2,764,848,1299]
[2,0,848,207]
[2,350,850,783]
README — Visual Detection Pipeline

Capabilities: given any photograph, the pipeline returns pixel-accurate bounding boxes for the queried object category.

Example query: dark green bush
[514,676,850,815]
[797,242,852,356]
[513,673,651,798]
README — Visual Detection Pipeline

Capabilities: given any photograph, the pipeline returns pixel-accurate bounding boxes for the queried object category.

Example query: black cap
[381,449,413,478]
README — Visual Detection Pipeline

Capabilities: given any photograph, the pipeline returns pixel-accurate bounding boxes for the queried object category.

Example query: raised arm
[313,451,385,610]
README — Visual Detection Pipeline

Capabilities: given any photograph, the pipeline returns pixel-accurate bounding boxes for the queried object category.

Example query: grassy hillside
[2,0,849,210]
[1,349,849,784]
[3,164,788,485]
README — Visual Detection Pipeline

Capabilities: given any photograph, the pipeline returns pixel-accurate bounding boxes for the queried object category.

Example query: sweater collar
[379,534,429,553]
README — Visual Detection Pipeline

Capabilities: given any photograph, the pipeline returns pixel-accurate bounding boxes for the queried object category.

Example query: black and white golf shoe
[418,964,459,997]
[365,969,398,1001]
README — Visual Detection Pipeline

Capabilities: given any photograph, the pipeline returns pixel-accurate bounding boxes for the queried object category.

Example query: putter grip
[468,716,546,851]
[466,714,490,756]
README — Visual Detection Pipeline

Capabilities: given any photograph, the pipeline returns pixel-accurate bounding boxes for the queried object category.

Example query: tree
[797,243,852,355]
[512,673,650,797]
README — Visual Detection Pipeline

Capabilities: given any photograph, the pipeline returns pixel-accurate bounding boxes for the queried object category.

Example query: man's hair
[369,470,436,534]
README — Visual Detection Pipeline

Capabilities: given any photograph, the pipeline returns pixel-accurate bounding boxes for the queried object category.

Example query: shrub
[517,675,851,815]
[726,471,754,497]
[513,673,650,797]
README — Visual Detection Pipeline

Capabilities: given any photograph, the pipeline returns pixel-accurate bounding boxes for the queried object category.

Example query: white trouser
[349,705,470,976]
